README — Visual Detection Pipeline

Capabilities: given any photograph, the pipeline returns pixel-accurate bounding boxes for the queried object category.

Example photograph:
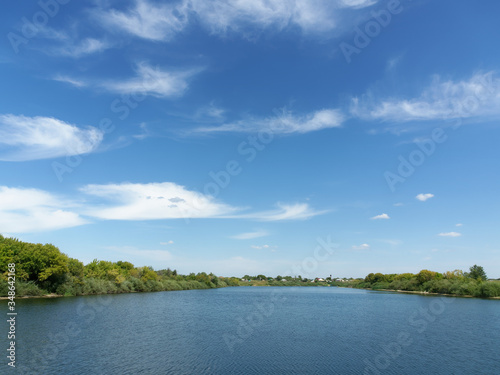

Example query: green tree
[468,265,487,281]
[417,270,439,284]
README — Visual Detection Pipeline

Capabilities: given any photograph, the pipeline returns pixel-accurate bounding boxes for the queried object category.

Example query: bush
[371,281,390,290]
[17,281,46,296]
[476,282,500,298]
[56,282,76,296]
[162,280,182,291]
[82,278,117,295]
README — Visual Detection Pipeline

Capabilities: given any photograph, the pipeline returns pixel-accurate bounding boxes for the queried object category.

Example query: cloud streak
[192,109,344,135]
[231,230,269,240]
[100,62,202,98]
[351,72,500,122]
[371,213,390,220]
[438,232,461,237]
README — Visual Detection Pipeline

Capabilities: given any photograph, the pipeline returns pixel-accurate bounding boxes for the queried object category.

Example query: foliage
[467,265,487,281]
[350,266,499,298]
[0,236,230,297]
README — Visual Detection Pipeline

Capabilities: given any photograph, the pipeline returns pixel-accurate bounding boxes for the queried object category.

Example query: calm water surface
[5,287,500,374]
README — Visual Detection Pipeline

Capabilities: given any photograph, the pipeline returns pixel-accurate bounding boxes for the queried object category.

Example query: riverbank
[337,285,500,300]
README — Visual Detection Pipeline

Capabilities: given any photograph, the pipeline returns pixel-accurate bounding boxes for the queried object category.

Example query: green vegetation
[0,235,240,297]
[1,235,498,299]
[338,266,500,298]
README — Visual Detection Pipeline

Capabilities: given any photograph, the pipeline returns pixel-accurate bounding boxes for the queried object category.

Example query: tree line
[0,235,240,297]
[1,235,498,298]
[340,266,500,298]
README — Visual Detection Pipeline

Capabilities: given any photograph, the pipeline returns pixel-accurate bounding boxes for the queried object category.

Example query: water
[4,287,500,374]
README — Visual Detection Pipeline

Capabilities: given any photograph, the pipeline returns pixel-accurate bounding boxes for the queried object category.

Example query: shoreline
[338,286,500,300]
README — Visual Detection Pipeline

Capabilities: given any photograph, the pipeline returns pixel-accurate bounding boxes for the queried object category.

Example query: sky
[1,0,499,278]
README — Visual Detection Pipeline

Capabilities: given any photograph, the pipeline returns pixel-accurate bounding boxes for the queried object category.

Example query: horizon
[1,0,499,279]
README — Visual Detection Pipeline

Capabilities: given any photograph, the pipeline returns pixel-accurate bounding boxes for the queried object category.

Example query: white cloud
[0,114,103,161]
[416,193,434,202]
[160,240,174,245]
[81,182,238,220]
[456,223,463,227]
[371,213,390,220]
[192,109,344,135]
[251,244,273,249]
[378,239,402,246]
[53,75,88,88]
[101,62,201,98]
[96,0,190,41]
[81,182,322,222]
[231,230,269,240]
[351,72,500,122]
[238,202,328,221]
[438,232,462,237]
[97,0,379,42]
[393,202,404,206]
[0,186,86,233]
[352,243,370,250]
[340,0,377,9]
[54,38,111,58]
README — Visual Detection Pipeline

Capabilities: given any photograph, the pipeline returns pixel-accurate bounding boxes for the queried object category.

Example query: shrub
[17,281,46,296]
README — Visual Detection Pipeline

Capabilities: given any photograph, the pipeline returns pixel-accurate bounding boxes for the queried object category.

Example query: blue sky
[1,0,499,278]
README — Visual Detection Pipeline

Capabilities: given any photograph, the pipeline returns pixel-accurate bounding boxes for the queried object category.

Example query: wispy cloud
[378,239,402,246]
[416,193,434,202]
[438,232,462,237]
[456,223,463,227]
[53,75,88,88]
[231,230,269,240]
[191,109,344,135]
[54,38,111,58]
[237,203,328,221]
[96,0,190,41]
[101,62,202,98]
[251,244,276,250]
[370,213,390,220]
[351,72,500,122]
[339,0,378,8]
[56,62,202,98]
[352,243,370,250]
[160,240,174,245]
[0,187,86,233]
[96,0,379,42]
[0,114,103,161]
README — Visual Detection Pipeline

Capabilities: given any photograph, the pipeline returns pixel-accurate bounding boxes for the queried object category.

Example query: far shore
[3,285,500,300]
[337,286,500,299]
